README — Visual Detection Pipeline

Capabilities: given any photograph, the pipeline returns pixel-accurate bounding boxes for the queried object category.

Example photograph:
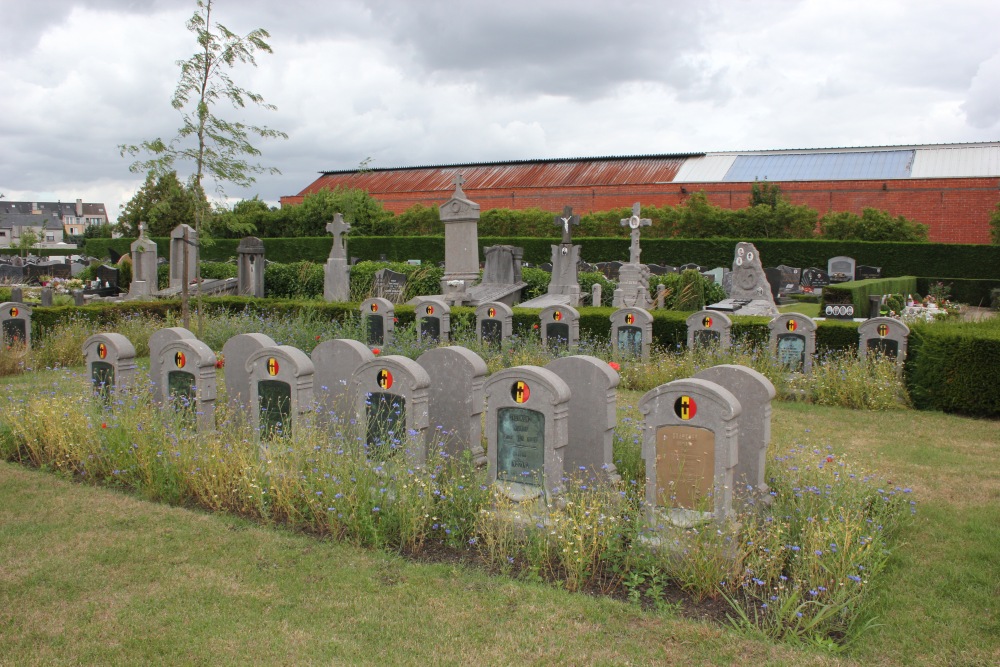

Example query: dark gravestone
[776,265,802,294]
[372,268,408,302]
[419,317,440,341]
[360,298,394,347]
[539,263,553,273]
[367,315,384,346]
[801,267,830,289]
[763,267,782,299]
[866,337,899,359]
[258,379,291,438]
[496,407,545,486]
[3,319,26,344]
[547,323,570,348]
[92,362,115,402]
[679,263,702,273]
[856,265,882,281]
[168,370,197,409]
[694,329,721,348]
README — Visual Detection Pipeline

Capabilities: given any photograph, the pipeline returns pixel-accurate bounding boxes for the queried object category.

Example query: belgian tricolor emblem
[786,319,798,332]
[377,368,393,389]
[266,357,280,376]
[370,302,379,313]
[877,323,889,337]
[97,343,107,359]
[511,381,530,403]
[553,310,563,321]
[674,395,697,420]
[487,307,496,318]
[702,315,713,328]
[174,351,186,369]
[9,307,18,318]
[426,305,434,316]
[625,312,635,325]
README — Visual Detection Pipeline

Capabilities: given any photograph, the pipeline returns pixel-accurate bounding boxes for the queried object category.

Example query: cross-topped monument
[452,173,466,197]
[620,202,652,264]
[326,213,351,261]
[554,205,580,245]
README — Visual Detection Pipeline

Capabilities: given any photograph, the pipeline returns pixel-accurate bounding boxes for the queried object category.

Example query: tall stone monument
[169,224,198,289]
[520,205,583,309]
[324,213,352,302]
[613,203,654,309]
[237,236,265,298]
[439,174,481,304]
[707,242,779,316]
[128,222,158,299]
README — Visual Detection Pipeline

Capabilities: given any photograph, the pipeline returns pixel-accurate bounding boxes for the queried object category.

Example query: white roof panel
[910,146,1000,178]
[674,154,738,182]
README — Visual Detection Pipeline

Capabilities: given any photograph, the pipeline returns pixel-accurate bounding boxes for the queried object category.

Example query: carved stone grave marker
[686,310,732,350]
[350,355,430,462]
[768,313,817,373]
[417,346,488,465]
[609,306,653,359]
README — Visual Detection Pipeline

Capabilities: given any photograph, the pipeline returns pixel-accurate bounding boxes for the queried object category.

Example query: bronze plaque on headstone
[496,407,544,486]
[655,425,715,511]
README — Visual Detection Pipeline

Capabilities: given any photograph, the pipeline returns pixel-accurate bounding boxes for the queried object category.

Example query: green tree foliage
[749,180,783,208]
[16,228,38,257]
[118,171,201,238]
[394,204,443,235]
[480,208,554,236]
[819,208,929,242]
[211,196,272,238]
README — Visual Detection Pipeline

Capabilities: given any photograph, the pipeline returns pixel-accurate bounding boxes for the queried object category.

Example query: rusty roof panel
[298,156,691,196]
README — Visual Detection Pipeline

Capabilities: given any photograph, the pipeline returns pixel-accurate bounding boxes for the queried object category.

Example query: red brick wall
[281,177,1000,244]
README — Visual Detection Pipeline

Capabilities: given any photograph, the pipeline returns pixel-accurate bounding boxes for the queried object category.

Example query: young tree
[118,171,202,238]
[119,0,286,328]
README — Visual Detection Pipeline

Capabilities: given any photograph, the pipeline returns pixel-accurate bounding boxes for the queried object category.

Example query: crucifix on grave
[554,205,580,245]
[326,213,351,261]
[620,202,652,264]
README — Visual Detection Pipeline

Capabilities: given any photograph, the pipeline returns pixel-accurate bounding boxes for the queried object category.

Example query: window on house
[46,234,55,242]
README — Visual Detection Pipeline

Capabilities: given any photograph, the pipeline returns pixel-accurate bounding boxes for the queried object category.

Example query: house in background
[0,199,110,248]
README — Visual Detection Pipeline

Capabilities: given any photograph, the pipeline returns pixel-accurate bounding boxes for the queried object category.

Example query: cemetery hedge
[915,277,1000,307]
[823,276,920,315]
[906,319,1000,417]
[82,237,1000,281]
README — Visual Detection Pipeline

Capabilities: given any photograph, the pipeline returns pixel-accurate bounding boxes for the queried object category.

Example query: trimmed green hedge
[823,277,919,316]
[915,277,1000,308]
[906,319,1000,417]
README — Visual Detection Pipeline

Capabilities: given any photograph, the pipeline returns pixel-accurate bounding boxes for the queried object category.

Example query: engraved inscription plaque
[167,370,196,408]
[2,319,25,344]
[776,334,806,372]
[420,317,440,341]
[258,379,291,438]
[655,425,715,511]
[866,337,899,360]
[496,407,544,486]
[617,326,642,357]
[91,361,114,400]
[367,316,384,346]
[481,319,502,347]
[546,323,570,347]
[694,329,721,349]
[366,392,406,457]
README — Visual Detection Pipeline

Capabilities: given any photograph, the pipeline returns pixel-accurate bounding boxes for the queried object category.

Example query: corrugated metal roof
[302,156,692,195]
[674,154,739,182]
[722,150,915,182]
[910,145,1000,178]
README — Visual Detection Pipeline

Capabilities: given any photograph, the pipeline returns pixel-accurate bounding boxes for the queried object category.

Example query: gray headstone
[768,314,817,374]
[237,236,265,298]
[827,256,856,284]
[476,301,513,349]
[83,333,137,399]
[440,174,481,289]
[0,302,31,348]
[360,297,395,347]
[156,337,218,432]
[484,366,570,506]
[350,355,430,463]
[414,297,450,344]
[246,344,314,440]
[324,213,352,302]
[416,346,488,466]
[638,378,741,527]
[312,338,375,425]
[728,242,779,315]
[539,304,580,351]
[169,224,198,289]
[545,355,620,483]
[129,224,158,299]
[72,290,85,307]
[857,317,910,374]
[591,282,602,307]
[610,307,654,359]
[686,310,732,351]
[9,286,23,302]
[40,288,53,307]
[222,333,277,410]
[149,327,197,405]
[693,365,775,500]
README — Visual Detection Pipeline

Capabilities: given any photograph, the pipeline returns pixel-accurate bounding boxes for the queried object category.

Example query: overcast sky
[2,0,999,223]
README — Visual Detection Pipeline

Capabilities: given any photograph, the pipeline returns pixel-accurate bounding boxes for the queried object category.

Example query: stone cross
[620,202,652,264]
[554,205,580,245]
[326,213,351,260]
[452,173,466,196]
[138,221,146,238]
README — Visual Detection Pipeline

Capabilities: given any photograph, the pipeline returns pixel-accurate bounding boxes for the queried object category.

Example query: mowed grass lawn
[1,379,997,665]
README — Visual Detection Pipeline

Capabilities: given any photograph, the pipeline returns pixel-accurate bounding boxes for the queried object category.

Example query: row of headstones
[78,328,775,527]
[685,310,910,373]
